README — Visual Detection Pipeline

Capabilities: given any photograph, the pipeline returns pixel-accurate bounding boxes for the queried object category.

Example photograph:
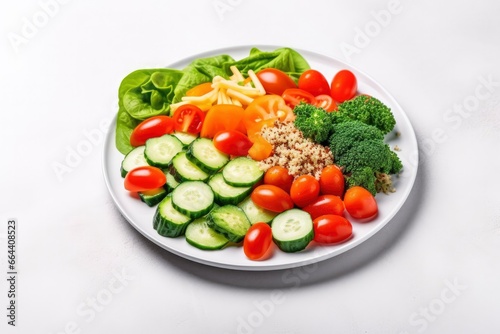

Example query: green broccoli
[336,95,396,134]
[329,120,384,157]
[293,103,333,144]
[330,122,403,195]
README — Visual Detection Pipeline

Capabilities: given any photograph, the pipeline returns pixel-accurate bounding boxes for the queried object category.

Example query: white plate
[102,46,418,271]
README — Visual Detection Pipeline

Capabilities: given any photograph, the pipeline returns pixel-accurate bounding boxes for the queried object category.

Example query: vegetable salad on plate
[115,47,403,261]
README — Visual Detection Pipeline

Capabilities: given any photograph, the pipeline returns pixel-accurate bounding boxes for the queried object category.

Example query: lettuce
[115,47,310,154]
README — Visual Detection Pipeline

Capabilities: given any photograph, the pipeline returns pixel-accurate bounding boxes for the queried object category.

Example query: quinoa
[258,121,334,180]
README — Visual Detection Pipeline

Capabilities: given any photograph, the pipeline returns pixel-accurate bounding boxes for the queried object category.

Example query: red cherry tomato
[313,214,352,244]
[256,68,297,95]
[172,104,205,134]
[298,69,331,97]
[213,130,253,156]
[251,185,294,213]
[130,115,175,147]
[343,186,378,220]
[263,166,294,193]
[314,95,337,112]
[243,222,273,260]
[281,88,316,108]
[290,175,320,208]
[330,69,357,103]
[124,166,166,192]
[302,195,344,220]
[319,165,345,197]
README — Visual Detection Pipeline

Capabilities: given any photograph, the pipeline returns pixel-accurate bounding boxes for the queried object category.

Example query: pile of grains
[258,121,334,180]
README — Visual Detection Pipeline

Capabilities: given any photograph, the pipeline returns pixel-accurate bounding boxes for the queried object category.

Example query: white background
[1,0,500,333]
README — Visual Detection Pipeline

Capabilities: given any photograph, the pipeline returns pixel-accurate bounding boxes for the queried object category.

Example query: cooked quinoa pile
[258,121,334,179]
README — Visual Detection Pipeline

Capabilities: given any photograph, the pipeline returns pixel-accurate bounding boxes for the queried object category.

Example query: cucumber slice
[164,170,180,193]
[153,195,192,237]
[173,131,199,146]
[120,145,148,177]
[170,151,210,182]
[271,209,314,253]
[139,187,168,207]
[237,196,277,224]
[207,205,251,243]
[144,134,184,168]
[186,138,229,174]
[185,216,229,250]
[208,173,252,206]
[171,181,214,219]
[222,157,264,187]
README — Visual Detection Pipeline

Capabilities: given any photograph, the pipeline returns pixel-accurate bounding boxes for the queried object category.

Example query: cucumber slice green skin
[169,152,210,183]
[153,196,192,237]
[121,145,148,177]
[171,181,215,219]
[139,187,168,207]
[173,131,198,146]
[208,173,252,206]
[164,170,180,193]
[237,196,277,224]
[222,157,264,187]
[207,205,251,243]
[186,138,229,174]
[271,209,314,253]
[185,216,229,250]
[144,134,184,168]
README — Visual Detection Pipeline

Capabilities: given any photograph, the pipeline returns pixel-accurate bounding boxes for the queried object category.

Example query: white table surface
[1,1,499,333]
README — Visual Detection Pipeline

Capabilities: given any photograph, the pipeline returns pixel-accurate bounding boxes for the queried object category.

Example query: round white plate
[102,46,418,271]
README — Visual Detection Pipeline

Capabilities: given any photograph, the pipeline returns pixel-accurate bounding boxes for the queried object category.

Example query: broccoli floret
[293,103,333,144]
[346,167,377,195]
[335,139,402,175]
[337,95,396,134]
[329,120,384,157]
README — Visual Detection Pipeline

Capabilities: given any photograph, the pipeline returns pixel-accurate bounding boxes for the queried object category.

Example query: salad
[115,47,403,261]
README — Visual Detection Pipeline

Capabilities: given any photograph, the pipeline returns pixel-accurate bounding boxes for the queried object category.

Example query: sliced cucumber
[139,187,168,207]
[144,134,184,168]
[120,145,148,177]
[171,181,214,219]
[170,151,210,183]
[164,170,180,193]
[208,173,252,206]
[173,131,198,146]
[222,157,264,187]
[153,195,192,237]
[186,138,229,174]
[185,216,229,250]
[271,209,314,253]
[207,205,251,243]
[237,196,278,224]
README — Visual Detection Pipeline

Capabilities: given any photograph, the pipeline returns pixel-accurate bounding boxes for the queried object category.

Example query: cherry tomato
[263,166,294,193]
[330,69,357,103]
[343,186,378,220]
[302,195,344,220]
[244,223,273,260]
[251,185,294,213]
[124,166,166,192]
[172,104,205,134]
[185,82,213,97]
[298,69,331,97]
[319,165,345,197]
[281,88,316,108]
[213,130,253,156]
[256,68,297,95]
[244,95,294,139]
[129,115,175,147]
[313,214,352,244]
[314,95,337,112]
[290,175,320,208]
